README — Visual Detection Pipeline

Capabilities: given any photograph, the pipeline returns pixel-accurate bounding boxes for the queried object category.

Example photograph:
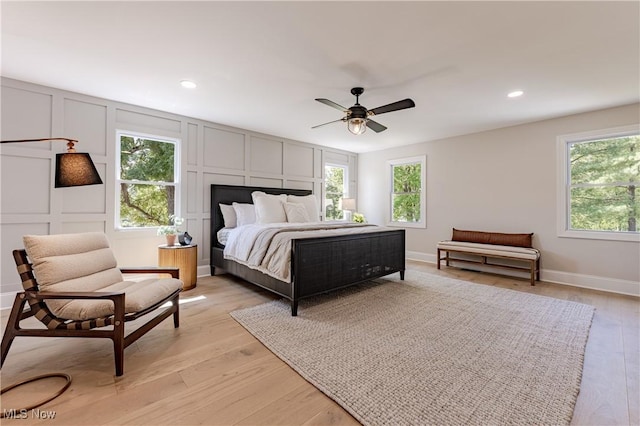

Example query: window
[116,131,180,230]
[324,163,348,220]
[388,156,426,228]
[557,125,639,241]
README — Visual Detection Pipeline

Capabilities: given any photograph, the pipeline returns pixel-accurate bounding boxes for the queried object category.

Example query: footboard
[290,229,405,315]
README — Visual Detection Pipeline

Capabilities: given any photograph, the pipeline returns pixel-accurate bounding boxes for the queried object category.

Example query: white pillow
[287,194,319,222]
[219,204,237,228]
[284,202,310,223]
[254,196,287,224]
[251,191,287,203]
[232,202,256,226]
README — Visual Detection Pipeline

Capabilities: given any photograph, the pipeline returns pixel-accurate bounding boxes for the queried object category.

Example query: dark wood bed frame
[210,184,405,316]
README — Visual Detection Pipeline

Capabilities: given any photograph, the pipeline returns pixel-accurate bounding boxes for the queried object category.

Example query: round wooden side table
[158,244,197,291]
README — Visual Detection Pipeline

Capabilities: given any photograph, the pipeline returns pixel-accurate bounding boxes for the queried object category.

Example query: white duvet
[223,221,386,282]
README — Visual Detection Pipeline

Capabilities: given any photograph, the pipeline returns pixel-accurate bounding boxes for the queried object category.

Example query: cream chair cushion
[24,232,182,321]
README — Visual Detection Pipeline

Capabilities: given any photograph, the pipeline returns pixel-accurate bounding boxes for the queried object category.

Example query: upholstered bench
[437,229,540,285]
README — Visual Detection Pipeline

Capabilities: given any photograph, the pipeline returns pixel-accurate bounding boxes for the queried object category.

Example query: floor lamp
[0,137,101,413]
[0,138,103,187]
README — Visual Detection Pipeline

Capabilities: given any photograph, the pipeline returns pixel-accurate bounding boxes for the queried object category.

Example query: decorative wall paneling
[0,77,358,307]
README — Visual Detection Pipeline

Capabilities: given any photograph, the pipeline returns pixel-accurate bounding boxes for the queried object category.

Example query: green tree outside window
[569,135,639,232]
[118,134,177,228]
[392,162,422,222]
[325,165,346,220]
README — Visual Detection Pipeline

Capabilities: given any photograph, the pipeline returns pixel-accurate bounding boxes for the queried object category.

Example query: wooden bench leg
[437,248,441,269]
[530,260,535,286]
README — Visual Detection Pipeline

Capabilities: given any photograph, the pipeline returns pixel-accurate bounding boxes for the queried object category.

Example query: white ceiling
[2,1,638,153]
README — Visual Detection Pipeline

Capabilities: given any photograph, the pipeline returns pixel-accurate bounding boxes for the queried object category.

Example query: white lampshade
[341,198,356,211]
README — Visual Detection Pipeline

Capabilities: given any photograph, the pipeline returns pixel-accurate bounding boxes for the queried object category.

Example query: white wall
[0,78,357,306]
[359,103,640,295]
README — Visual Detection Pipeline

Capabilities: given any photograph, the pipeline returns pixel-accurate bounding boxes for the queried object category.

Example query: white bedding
[223,222,390,282]
[216,227,233,245]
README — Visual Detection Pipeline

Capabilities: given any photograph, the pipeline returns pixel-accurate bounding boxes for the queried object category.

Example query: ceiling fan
[313,87,415,135]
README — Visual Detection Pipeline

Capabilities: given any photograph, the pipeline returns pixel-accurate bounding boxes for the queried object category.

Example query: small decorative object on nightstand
[157,215,184,246]
[158,244,197,290]
[178,231,192,246]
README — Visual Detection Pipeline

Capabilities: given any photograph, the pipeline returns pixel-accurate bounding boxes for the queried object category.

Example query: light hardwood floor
[1,261,638,425]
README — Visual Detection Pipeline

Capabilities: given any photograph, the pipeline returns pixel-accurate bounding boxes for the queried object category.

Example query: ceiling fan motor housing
[349,105,368,119]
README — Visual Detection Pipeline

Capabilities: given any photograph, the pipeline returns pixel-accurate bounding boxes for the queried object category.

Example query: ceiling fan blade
[315,98,349,112]
[366,119,387,133]
[368,98,415,116]
[312,118,345,129]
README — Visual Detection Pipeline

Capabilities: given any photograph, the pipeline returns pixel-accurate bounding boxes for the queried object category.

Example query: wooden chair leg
[172,297,180,328]
[112,294,126,377]
[1,294,27,367]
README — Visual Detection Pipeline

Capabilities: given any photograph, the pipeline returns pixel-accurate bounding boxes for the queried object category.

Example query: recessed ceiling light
[180,80,197,89]
[507,90,524,98]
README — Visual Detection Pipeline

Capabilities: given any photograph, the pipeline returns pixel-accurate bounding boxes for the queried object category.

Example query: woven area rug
[231,271,594,426]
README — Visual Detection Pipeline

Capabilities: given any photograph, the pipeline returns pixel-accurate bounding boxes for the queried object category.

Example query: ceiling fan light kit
[314,87,415,135]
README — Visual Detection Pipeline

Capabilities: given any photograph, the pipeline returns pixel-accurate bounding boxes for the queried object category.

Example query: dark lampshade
[55,152,103,188]
[1,138,103,188]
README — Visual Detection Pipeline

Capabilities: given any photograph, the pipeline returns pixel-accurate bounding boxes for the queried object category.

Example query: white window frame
[324,162,349,220]
[115,130,181,231]
[387,155,426,228]
[556,124,640,242]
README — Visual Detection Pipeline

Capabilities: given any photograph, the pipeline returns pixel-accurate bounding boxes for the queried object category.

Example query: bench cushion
[452,228,533,248]
[437,241,540,260]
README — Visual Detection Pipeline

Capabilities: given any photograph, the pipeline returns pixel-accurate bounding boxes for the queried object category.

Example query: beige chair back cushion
[24,232,123,319]
[24,232,123,291]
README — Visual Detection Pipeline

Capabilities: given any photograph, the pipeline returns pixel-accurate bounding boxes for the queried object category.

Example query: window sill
[558,229,640,243]
[386,221,426,229]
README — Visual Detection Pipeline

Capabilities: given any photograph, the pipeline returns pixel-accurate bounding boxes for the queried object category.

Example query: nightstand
[158,244,197,290]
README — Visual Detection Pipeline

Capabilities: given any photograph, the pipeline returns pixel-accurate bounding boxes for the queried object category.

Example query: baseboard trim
[407,251,639,297]
[541,269,639,297]
[197,265,210,277]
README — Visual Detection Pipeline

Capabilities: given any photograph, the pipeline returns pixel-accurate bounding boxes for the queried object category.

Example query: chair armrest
[27,291,125,301]
[120,267,180,279]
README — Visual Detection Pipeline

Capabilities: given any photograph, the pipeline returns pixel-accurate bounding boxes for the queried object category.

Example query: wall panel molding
[0,77,358,307]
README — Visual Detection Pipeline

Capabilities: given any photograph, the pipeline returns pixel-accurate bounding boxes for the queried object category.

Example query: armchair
[0,232,182,376]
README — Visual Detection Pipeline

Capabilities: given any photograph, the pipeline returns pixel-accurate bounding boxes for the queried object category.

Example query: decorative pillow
[287,194,320,222]
[452,228,533,248]
[232,202,256,226]
[219,204,237,228]
[254,195,287,223]
[284,202,310,223]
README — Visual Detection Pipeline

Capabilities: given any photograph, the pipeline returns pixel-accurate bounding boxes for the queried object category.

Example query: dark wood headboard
[210,184,312,249]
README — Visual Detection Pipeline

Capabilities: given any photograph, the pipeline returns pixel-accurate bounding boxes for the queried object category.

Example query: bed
[210,184,405,315]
